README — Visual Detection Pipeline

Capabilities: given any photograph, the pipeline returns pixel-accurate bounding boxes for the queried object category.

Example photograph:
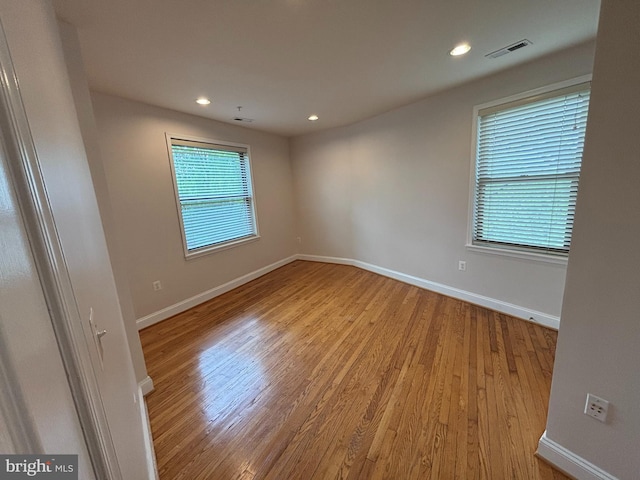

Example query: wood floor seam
[141,260,568,480]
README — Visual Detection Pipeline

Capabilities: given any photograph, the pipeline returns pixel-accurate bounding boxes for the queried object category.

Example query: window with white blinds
[472,82,590,257]
[168,136,258,256]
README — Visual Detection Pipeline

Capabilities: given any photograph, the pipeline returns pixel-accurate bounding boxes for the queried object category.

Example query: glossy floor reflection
[141,261,570,480]
[198,344,266,425]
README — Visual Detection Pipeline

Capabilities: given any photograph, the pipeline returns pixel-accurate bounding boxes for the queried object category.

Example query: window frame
[466,75,592,265]
[166,133,260,259]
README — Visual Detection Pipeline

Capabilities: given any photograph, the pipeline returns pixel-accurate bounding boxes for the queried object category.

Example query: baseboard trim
[136,253,560,331]
[139,375,154,396]
[137,384,159,480]
[537,431,618,480]
[136,256,297,330]
[297,254,560,329]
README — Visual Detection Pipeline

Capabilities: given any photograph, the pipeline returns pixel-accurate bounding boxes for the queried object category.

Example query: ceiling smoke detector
[485,39,533,59]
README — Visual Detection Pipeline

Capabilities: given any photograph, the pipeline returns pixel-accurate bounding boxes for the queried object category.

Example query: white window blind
[169,138,257,255]
[473,83,590,256]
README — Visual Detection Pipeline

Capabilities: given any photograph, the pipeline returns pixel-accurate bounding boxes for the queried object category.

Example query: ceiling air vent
[485,39,533,59]
[233,106,253,123]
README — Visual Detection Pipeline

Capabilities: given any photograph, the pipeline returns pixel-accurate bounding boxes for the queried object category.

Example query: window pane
[473,85,590,255]
[476,178,577,250]
[170,140,256,253]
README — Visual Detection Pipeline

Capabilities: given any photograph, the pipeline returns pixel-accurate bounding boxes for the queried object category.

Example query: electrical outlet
[152,280,162,291]
[458,260,466,271]
[584,393,609,422]
[296,236,302,244]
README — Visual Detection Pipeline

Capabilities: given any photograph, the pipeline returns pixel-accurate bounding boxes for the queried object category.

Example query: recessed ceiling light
[308,114,319,121]
[196,97,211,105]
[449,43,471,56]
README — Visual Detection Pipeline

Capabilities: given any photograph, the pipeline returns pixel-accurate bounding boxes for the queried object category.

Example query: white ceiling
[53,0,601,137]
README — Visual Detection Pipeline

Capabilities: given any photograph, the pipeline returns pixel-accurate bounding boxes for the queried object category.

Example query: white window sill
[465,243,568,265]
[185,235,260,260]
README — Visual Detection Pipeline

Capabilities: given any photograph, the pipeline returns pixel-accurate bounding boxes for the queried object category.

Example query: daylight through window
[168,137,257,256]
[472,82,591,257]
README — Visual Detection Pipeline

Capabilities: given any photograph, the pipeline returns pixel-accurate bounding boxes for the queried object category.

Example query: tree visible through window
[168,136,257,256]
[472,82,591,256]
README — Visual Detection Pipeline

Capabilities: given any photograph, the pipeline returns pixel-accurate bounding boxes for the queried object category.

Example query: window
[470,81,591,258]
[167,135,258,257]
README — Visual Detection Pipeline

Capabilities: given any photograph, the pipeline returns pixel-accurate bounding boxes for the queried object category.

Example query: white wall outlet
[296,236,302,244]
[458,260,466,271]
[584,393,609,422]
[152,280,162,291]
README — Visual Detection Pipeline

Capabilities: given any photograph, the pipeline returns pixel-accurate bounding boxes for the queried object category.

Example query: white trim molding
[0,22,121,476]
[138,376,154,396]
[466,244,569,266]
[297,254,560,329]
[136,256,297,330]
[137,383,159,480]
[537,431,618,480]
[466,75,593,264]
[137,253,560,331]
[165,133,259,260]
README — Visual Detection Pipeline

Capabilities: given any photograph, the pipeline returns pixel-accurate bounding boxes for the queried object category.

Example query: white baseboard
[297,254,560,329]
[139,375,154,396]
[136,256,297,330]
[136,253,559,331]
[137,384,159,480]
[537,431,618,480]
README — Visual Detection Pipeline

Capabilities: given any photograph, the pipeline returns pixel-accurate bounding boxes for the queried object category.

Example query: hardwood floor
[141,260,569,480]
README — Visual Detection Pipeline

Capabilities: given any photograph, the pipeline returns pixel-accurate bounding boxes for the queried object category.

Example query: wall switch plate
[458,260,466,271]
[584,393,609,422]
[152,280,162,291]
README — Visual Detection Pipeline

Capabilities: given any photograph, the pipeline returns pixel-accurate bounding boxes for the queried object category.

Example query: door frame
[0,18,122,479]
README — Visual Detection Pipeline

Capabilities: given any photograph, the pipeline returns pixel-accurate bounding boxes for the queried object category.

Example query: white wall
[0,100,94,476]
[91,93,297,321]
[58,20,150,385]
[0,1,151,477]
[291,41,596,323]
[540,1,640,478]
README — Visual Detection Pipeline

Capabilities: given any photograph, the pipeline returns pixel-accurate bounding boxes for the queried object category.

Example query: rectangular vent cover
[486,39,533,59]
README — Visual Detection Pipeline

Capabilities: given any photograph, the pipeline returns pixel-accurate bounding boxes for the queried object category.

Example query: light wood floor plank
[141,260,569,480]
